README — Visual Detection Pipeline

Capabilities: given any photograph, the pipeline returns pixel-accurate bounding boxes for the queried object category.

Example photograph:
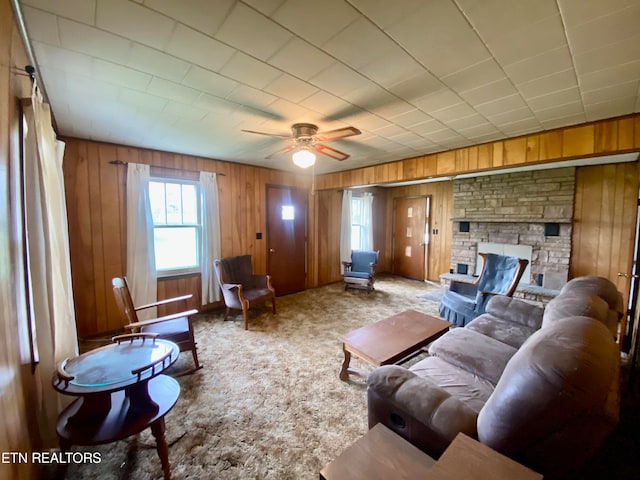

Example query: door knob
[618,272,640,278]
[269,248,275,253]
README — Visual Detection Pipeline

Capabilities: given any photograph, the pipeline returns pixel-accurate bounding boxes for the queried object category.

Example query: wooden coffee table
[339,309,451,381]
[320,423,435,479]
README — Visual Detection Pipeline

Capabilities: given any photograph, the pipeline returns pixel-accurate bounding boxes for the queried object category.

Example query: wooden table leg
[150,417,171,480]
[339,345,352,381]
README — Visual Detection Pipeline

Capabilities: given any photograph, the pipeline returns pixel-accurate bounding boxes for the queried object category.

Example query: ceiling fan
[242,123,361,168]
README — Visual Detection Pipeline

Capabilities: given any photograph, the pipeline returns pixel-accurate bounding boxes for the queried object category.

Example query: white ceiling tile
[497,117,543,134]
[388,109,434,129]
[127,44,191,83]
[573,33,640,76]
[504,46,574,84]
[457,0,559,40]
[96,0,176,50]
[539,113,588,130]
[475,94,528,117]
[582,81,640,105]
[219,52,281,89]
[441,59,507,93]
[182,66,238,98]
[486,107,536,125]
[526,87,582,112]
[388,71,443,102]
[309,63,368,97]
[430,103,478,124]
[216,2,292,60]
[22,6,60,45]
[242,0,285,17]
[299,91,352,117]
[584,96,636,121]
[194,94,240,116]
[558,0,639,27]
[226,85,277,110]
[359,49,425,89]
[485,14,568,66]
[263,74,318,103]
[516,69,577,99]
[408,119,447,136]
[369,98,417,120]
[58,18,133,64]
[163,100,208,121]
[445,114,490,131]
[322,17,396,70]
[567,4,640,55]
[119,88,168,111]
[413,89,463,113]
[92,59,152,90]
[458,123,502,139]
[579,61,640,92]
[21,0,96,24]
[147,77,201,104]
[272,0,360,45]
[32,42,92,75]
[458,78,519,106]
[166,24,236,72]
[349,0,428,30]
[267,38,334,80]
[534,101,585,121]
[387,3,491,77]
[144,0,235,35]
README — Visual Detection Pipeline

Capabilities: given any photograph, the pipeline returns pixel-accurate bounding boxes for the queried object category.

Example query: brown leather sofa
[367,276,622,479]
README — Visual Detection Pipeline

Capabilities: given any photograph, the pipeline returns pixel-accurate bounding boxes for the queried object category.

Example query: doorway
[392,196,430,280]
[266,185,307,296]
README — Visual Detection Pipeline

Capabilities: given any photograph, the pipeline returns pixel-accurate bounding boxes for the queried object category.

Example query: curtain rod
[109,160,225,176]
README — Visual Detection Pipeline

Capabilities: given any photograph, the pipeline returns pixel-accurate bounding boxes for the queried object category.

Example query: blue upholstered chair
[439,253,528,327]
[343,250,379,293]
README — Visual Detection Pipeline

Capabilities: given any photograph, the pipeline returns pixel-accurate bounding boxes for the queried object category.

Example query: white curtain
[200,171,221,304]
[340,189,353,273]
[126,163,157,320]
[362,192,374,250]
[22,89,78,447]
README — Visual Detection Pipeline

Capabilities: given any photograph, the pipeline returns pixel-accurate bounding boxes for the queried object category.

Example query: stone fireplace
[449,167,575,290]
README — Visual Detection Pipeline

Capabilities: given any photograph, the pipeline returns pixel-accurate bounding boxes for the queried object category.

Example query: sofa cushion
[485,296,544,329]
[542,291,612,332]
[466,314,538,348]
[560,275,623,313]
[477,316,619,462]
[409,356,494,413]
[428,328,517,385]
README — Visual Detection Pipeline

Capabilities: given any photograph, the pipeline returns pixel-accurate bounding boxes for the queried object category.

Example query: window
[351,196,367,250]
[149,179,200,275]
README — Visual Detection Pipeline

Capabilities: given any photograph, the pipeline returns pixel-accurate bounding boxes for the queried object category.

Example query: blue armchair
[343,250,379,293]
[439,252,528,327]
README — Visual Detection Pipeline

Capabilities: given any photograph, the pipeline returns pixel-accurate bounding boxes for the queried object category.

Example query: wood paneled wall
[1,0,38,476]
[384,181,454,282]
[62,138,310,336]
[315,114,640,190]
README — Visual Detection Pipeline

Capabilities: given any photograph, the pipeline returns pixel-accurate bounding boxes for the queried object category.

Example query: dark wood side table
[339,309,451,381]
[320,423,435,480]
[53,333,181,479]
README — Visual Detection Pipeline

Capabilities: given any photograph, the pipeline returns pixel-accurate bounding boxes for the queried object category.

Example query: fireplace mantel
[451,218,572,224]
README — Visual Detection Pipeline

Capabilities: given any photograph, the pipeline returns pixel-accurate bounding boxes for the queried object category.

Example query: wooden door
[392,196,429,280]
[266,185,307,295]
[571,162,639,347]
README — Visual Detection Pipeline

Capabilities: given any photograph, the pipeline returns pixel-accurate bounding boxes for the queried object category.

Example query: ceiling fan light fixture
[292,148,316,168]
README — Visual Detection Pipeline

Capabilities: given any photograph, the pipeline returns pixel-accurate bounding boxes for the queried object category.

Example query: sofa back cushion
[477,316,619,477]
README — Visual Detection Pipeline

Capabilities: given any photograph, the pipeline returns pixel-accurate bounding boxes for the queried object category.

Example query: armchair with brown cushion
[111,276,202,374]
[213,255,276,330]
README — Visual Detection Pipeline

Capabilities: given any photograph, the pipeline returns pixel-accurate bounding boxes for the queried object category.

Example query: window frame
[149,177,202,277]
[350,195,366,251]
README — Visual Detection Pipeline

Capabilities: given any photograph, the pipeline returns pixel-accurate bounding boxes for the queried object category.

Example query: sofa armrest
[366,365,478,457]
[484,295,544,329]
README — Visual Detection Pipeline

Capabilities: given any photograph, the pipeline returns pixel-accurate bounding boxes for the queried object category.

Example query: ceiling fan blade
[265,144,297,159]
[312,144,350,161]
[315,126,361,142]
[241,129,292,139]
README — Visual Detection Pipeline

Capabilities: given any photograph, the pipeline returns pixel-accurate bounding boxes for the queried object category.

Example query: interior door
[266,185,307,296]
[392,196,429,280]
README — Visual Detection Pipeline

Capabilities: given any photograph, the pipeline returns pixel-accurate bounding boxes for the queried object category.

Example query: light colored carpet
[58,275,441,479]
